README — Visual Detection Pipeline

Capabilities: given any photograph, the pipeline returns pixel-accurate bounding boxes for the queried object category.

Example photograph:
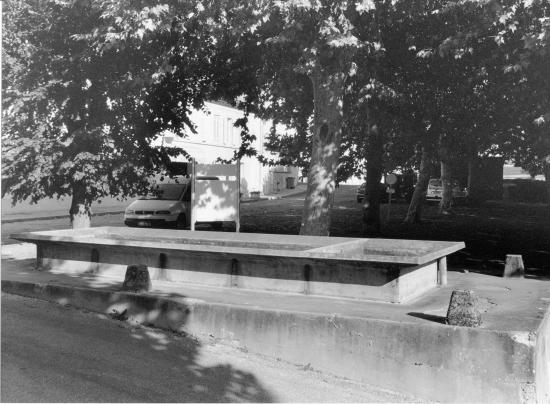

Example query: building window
[227,118,233,145]
[213,115,222,144]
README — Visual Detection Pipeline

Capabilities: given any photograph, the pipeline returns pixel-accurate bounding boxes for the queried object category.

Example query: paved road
[1,292,414,403]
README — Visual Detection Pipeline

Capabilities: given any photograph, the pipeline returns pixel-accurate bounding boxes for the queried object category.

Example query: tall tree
[192,0,381,235]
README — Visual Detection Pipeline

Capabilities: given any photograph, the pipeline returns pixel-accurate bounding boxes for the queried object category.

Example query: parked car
[124,181,191,228]
[124,176,221,229]
[426,178,468,202]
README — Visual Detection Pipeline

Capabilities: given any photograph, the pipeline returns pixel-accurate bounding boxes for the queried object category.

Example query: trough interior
[100,233,429,259]
[101,233,315,251]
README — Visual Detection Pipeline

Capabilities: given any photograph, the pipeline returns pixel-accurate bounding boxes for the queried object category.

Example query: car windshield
[142,183,187,200]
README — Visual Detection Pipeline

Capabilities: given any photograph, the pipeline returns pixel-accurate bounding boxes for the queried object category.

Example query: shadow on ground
[1,257,275,403]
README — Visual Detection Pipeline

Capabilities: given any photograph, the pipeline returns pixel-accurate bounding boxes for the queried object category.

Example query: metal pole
[386,188,392,221]
[236,159,241,233]
[190,158,196,231]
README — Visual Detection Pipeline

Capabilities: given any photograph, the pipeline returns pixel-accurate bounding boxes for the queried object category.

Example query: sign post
[190,158,196,231]
[236,159,241,233]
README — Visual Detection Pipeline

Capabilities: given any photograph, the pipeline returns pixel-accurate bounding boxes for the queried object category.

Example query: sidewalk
[1,184,307,223]
[2,241,549,403]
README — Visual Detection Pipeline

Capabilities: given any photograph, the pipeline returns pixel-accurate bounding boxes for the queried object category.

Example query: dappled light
[1,253,276,402]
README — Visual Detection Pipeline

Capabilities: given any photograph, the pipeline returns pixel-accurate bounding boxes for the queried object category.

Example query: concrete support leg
[504,254,525,278]
[36,244,43,270]
[303,264,312,295]
[438,257,447,286]
[230,259,239,287]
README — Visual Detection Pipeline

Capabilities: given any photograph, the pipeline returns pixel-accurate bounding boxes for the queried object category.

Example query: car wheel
[176,214,186,229]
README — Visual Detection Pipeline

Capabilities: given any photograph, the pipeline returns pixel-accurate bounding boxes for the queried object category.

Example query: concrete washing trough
[12,227,464,303]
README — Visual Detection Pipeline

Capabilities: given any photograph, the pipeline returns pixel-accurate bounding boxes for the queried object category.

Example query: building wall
[161,101,299,197]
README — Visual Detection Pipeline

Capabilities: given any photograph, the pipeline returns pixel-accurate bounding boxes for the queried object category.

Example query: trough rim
[11,226,465,266]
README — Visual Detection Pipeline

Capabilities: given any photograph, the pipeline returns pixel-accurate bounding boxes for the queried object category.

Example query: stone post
[503,254,525,278]
[446,290,482,327]
[122,264,151,292]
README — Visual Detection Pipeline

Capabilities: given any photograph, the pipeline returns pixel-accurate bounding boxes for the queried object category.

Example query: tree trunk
[439,135,453,215]
[467,157,474,195]
[544,155,550,205]
[300,69,346,236]
[362,113,384,237]
[404,146,432,223]
[363,163,383,237]
[70,183,92,228]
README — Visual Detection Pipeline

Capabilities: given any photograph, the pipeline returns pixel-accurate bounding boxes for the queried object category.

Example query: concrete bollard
[446,290,482,327]
[122,264,151,292]
[503,254,525,278]
[437,257,447,286]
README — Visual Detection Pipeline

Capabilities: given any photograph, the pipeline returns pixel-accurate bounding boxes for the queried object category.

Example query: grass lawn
[242,185,550,277]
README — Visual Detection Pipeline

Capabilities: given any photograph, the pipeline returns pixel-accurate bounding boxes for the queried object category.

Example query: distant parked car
[426,178,467,202]
[356,174,415,204]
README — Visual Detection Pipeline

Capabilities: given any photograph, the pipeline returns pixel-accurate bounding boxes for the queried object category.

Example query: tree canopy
[2,0,216,219]
[2,0,549,230]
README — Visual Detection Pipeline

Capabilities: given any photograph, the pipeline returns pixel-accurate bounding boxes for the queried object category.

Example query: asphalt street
[1,292,416,403]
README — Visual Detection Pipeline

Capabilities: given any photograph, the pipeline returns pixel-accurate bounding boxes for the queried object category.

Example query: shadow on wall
[240,177,249,199]
[1,256,275,402]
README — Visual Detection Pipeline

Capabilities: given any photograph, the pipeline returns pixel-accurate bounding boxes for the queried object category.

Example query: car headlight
[155,210,171,215]
[125,210,135,215]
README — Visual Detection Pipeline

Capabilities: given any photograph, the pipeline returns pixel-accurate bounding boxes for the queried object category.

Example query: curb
[1,278,540,403]
[2,210,126,224]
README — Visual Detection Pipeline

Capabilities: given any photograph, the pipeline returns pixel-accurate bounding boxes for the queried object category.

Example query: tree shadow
[1,256,276,402]
[103,320,275,402]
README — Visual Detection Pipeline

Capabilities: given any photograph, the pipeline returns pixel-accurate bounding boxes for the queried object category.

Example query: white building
[159,101,300,197]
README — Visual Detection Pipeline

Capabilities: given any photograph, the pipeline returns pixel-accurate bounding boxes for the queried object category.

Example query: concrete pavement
[2,241,549,403]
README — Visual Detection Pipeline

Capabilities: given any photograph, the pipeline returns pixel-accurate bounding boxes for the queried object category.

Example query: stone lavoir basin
[12,227,464,303]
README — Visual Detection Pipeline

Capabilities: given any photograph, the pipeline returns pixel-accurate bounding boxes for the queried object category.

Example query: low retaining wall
[2,279,545,403]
